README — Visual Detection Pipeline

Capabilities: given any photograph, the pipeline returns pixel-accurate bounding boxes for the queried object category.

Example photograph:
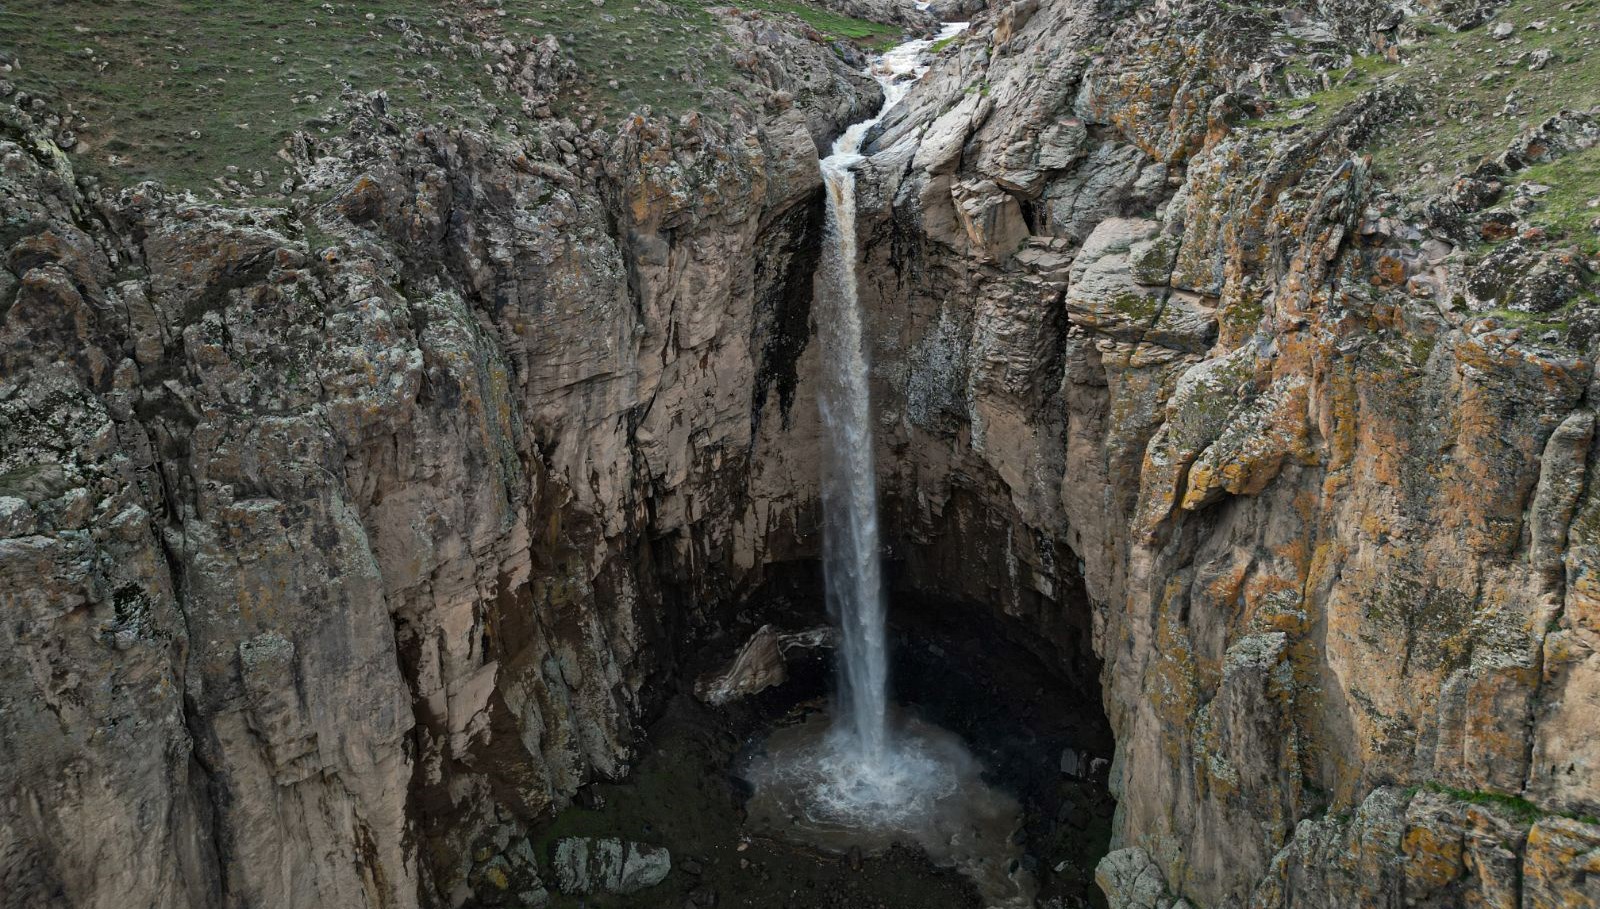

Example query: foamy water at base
[740,710,1036,909]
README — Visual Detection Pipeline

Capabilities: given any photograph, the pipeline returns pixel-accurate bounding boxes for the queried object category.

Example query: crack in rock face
[3,0,1600,907]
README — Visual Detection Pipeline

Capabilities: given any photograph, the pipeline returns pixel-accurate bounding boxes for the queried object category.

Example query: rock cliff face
[853,0,1600,905]
[2,0,1599,908]
[0,18,871,906]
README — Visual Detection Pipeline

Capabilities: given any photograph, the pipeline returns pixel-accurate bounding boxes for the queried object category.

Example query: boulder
[553,837,672,895]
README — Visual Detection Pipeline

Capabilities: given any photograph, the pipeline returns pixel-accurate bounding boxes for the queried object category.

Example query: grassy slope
[513,0,735,116]
[1,0,504,190]
[745,0,903,47]
[1364,1,1600,207]
[0,0,906,193]
[1245,0,1600,259]
[1245,0,1599,177]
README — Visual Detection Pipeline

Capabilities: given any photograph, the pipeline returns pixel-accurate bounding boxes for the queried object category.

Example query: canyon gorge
[2,0,1599,907]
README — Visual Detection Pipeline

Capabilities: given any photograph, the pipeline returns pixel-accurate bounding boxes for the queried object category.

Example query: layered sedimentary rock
[3,0,1599,908]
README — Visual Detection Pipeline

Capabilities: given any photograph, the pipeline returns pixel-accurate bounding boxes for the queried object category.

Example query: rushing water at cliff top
[740,21,1035,909]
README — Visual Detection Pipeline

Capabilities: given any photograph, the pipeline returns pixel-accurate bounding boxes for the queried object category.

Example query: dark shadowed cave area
[509,552,1116,909]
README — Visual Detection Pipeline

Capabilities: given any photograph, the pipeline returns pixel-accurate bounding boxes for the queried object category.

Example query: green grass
[1245,53,1399,130]
[1364,0,1600,196]
[503,0,739,118]
[1424,782,1600,826]
[744,0,903,48]
[0,0,514,193]
[1481,306,1573,332]
[1232,0,1600,294]
[1512,145,1600,255]
[929,32,963,54]
[0,0,905,195]
[1241,0,1600,202]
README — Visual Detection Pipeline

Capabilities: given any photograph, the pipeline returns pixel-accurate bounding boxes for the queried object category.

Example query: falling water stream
[813,45,908,773]
[741,22,1037,909]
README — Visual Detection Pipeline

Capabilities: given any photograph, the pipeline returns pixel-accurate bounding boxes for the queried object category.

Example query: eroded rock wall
[842,0,1600,905]
[0,23,871,907]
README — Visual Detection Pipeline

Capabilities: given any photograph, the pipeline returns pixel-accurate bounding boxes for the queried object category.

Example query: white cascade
[813,17,968,786]
[742,23,1036,908]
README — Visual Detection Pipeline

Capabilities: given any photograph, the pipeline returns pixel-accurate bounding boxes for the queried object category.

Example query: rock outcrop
[551,837,671,896]
[3,0,1600,907]
[693,623,836,705]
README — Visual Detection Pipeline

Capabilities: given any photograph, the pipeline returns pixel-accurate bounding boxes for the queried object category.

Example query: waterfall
[742,25,1037,907]
[814,22,968,769]
[817,146,891,762]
